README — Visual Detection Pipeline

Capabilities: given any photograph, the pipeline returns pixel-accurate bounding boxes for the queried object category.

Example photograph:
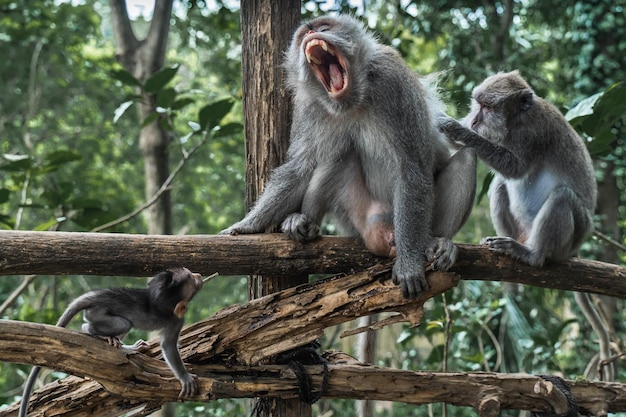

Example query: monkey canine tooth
[304,38,347,97]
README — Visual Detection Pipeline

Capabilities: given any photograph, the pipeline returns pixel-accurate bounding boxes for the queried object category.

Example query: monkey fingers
[425,237,458,271]
[481,236,536,264]
[97,335,123,348]
[218,222,258,236]
[177,373,198,399]
[281,213,320,242]
[392,263,428,299]
[125,339,150,352]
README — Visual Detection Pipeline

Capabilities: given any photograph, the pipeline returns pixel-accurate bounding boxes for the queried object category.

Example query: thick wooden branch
[1,231,625,299]
[0,230,378,277]
[2,265,453,416]
[2,325,626,417]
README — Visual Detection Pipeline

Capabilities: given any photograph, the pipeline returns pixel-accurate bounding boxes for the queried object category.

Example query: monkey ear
[518,89,534,112]
[173,300,188,318]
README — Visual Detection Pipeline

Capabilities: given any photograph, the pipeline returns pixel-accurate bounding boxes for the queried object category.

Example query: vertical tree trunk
[109,0,173,235]
[240,1,308,416]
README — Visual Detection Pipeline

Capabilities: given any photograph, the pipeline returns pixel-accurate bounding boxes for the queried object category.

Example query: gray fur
[438,70,597,266]
[19,268,201,416]
[222,15,476,298]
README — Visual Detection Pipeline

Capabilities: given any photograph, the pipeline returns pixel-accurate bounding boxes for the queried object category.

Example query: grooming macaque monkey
[221,15,476,298]
[438,71,597,266]
[19,267,203,417]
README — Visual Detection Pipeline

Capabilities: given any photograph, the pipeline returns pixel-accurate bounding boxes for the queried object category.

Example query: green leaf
[198,97,235,131]
[143,65,179,94]
[0,154,32,172]
[0,188,10,204]
[113,100,134,124]
[476,171,494,205]
[110,69,142,88]
[141,112,159,128]
[34,217,65,231]
[44,149,82,167]
[172,97,196,111]
[213,122,244,137]
[156,87,177,108]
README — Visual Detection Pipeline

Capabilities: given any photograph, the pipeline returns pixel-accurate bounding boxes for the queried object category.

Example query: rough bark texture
[1,231,625,299]
[0,231,378,277]
[2,268,625,417]
[240,1,305,415]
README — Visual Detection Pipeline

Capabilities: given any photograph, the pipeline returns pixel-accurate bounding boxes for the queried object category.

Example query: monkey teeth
[304,38,347,98]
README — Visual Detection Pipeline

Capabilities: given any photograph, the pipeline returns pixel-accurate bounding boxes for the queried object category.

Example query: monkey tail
[55,292,95,327]
[18,366,41,417]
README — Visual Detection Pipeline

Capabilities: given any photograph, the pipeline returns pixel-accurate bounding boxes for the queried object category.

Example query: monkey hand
[281,213,320,242]
[392,259,428,299]
[426,237,458,271]
[435,113,462,134]
[481,236,540,266]
[219,220,263,236]
[177,372,198,399]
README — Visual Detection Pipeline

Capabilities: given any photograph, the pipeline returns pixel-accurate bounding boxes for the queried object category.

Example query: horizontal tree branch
[1,324,625,417]
[0,230,378,276]
[1,231,625,298]
[2,265,455,416]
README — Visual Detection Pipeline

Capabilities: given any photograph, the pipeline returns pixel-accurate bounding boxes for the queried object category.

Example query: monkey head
[285,15,376,112]
[465,70,535,144]
[148,267,203,319]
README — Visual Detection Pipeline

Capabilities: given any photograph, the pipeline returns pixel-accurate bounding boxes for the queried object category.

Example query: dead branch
[1,265,454,416]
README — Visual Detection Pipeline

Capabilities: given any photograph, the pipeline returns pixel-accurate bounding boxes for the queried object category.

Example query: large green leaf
[0,154,32,172]
[198,97,235,131]
[143,65,179,94]
[110,68,142,88]
[566,82,626,157]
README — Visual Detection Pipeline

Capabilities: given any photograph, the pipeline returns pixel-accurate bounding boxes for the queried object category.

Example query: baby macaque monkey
[438,71,597,266]
[221,15,476,299]
[19,267,204,417]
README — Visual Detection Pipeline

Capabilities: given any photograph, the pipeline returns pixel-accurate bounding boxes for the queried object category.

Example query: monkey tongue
[329,63,344,93]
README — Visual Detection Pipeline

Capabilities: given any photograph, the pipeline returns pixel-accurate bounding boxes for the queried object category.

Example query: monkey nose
[308,30,314,34]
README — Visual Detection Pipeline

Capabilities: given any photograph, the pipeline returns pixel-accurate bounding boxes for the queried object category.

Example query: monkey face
[287,16,374,103]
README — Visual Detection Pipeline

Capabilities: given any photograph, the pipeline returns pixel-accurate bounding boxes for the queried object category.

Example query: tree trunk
[240,1,305,415]
[109,0,173,235]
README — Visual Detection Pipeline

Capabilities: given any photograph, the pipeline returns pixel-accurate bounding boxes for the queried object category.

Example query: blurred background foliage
[0,0,625,416]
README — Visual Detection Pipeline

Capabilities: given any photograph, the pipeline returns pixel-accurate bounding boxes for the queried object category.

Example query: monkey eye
[481,104,492,112]
[317,25,331,32]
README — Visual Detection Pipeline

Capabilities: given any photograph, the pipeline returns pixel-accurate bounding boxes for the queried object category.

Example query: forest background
[0,0,625,416]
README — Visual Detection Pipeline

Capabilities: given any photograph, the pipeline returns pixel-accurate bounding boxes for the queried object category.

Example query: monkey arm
[390,164,432,299]
[160,321,197,398]
[220,158,313,235]
[437,115,528,178]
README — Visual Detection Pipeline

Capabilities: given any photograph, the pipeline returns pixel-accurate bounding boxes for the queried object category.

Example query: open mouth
[304,38,348,97]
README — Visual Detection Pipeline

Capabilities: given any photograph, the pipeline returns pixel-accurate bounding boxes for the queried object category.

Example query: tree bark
[109,0,173,235]
[240,1,304,415]
[1,269,625,417]
[1,231,625,299]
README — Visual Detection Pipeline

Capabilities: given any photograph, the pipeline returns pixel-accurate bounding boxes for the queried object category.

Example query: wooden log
[2,231,626,299]
[0,230,378,276]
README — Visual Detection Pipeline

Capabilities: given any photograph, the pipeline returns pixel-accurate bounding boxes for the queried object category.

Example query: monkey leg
[484,186,584,266]
[488,175,523,239]
[83,307,133,340]
[429,147,476,270]
[334,159,396,258]
[433,147,476,237]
